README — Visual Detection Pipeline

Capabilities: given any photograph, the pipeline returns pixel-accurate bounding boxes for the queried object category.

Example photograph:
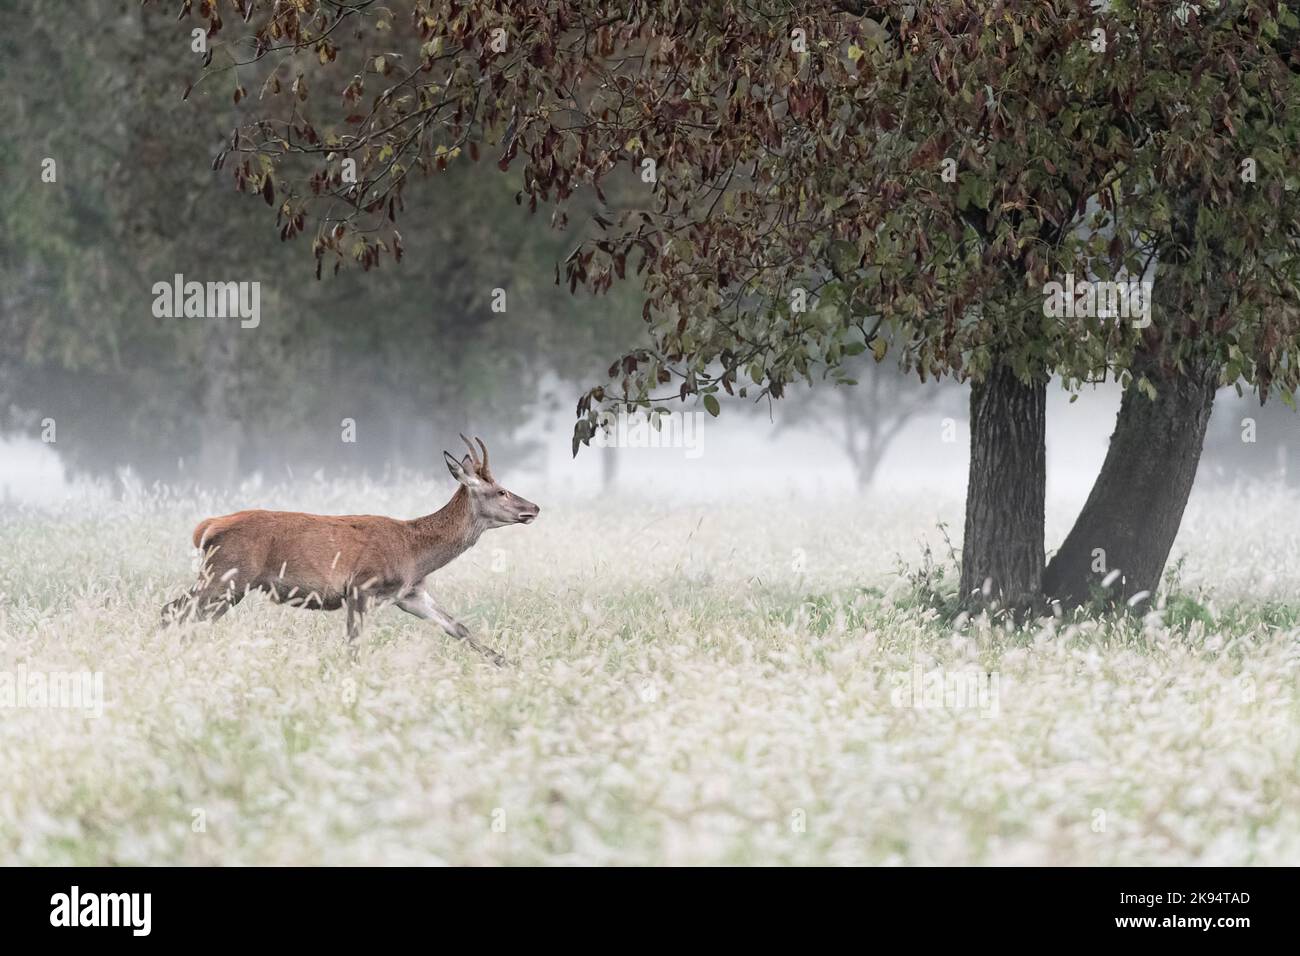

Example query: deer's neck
[408,486,485,577]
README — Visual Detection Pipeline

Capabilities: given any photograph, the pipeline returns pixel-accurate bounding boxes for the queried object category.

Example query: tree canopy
[157,0,1300,451]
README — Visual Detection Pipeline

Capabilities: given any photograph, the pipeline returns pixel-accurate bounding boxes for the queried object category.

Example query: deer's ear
[444,451,480,486]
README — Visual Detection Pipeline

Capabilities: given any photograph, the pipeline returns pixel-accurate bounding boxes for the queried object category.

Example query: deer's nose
[518,506,539,524]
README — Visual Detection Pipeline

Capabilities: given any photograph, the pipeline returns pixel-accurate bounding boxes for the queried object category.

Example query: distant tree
[1201,391,1300,487]
[779,361,956,490]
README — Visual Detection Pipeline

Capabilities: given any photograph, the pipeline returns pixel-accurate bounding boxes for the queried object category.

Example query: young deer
[161,435,538,665]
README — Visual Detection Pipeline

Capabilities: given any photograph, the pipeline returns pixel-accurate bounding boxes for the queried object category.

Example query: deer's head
[443,434,540,528]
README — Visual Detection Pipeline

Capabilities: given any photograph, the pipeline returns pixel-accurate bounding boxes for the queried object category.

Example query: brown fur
[183,492,476,611]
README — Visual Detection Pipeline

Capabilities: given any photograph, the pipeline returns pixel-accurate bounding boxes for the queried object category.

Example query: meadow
[1,477,1297,865]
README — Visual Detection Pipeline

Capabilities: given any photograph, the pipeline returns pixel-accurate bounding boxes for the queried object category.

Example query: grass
[0,477,1297,864]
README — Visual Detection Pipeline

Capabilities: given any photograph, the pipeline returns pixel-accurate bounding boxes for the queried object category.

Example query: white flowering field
[1,479,1297,865]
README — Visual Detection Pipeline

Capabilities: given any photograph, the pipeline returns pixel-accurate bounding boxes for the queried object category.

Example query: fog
[3,375,1292,510]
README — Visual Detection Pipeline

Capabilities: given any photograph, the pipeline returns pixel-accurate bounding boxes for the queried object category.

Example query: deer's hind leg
[161,592,192,625]
[161,579,245,625]
[163,542,248,626]
[343,585,375,662]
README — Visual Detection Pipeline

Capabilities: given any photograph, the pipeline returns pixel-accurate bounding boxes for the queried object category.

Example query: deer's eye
[498,490,507,497]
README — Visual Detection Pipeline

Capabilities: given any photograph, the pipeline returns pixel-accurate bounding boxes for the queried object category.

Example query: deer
[161,435,538,666]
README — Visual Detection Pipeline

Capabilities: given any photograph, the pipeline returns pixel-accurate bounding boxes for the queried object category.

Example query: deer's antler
[459,433,481,471]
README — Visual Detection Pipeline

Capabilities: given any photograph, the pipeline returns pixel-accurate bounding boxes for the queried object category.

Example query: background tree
[1201,391,1300,486]
[777,361,957,490]
[0,0,642,486]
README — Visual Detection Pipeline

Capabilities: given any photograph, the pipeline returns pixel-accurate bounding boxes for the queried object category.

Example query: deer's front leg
[396,588,508,667]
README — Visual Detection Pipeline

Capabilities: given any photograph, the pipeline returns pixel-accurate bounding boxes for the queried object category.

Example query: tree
[148,0,1300,607]
[1041,12,1300,605]
[778,360,955,490]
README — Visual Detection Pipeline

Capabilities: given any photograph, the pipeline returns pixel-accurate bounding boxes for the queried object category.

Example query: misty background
[2,1,1296,509]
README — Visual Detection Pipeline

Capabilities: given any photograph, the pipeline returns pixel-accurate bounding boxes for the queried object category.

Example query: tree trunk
[959,361,1047,609]
[854,428,884,490]
[196,327,243,488]
[601,444,619,493]
[1043,351,1219,608]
